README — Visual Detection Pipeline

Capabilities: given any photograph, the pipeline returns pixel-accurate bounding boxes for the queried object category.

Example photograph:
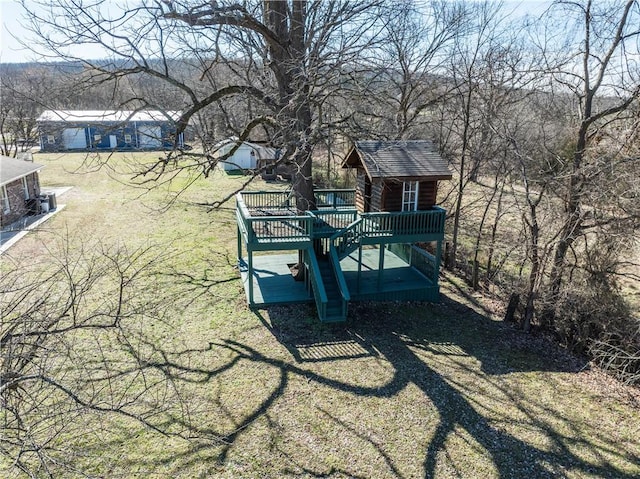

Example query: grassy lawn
[2,151,639,478]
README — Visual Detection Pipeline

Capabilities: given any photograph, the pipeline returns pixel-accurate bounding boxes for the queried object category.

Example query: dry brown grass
[1,152,639,478]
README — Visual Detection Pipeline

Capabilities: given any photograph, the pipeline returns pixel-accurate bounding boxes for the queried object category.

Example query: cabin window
[47,135,55,144]
[22,177,29,200]
[94,134,102,143]
[402,181,419,211]
[1,186,9,213]
[124,134,132,144]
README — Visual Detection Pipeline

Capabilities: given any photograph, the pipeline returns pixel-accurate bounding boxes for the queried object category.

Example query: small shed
[343,140,452,213]
[37,110,184,152]
[214,138,279,175]
[255,145,293,180]
[1,154,44,226]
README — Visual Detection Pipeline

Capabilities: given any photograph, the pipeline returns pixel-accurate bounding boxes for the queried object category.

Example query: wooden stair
[316,256,348,323]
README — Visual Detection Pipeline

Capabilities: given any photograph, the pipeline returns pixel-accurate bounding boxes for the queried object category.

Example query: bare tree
[437,1,528,269]
[0,65,53,156]
[20,0,393,211]
[366,1,466,140]
[1,238,183,477]
[535,0,640,316]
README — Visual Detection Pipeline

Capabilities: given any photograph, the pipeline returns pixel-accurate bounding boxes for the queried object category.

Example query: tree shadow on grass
[246,295,631,479]
[109,292,633,479]
[255,304,381,363]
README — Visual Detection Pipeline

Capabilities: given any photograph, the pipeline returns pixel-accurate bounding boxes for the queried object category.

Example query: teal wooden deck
[239,247,438,308]
[236,190,446,321]
[238,253,312,305]
[341,248,439,302]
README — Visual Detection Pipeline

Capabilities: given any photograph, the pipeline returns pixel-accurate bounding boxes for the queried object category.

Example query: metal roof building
[37,110,184,151]
[37,110,181,123]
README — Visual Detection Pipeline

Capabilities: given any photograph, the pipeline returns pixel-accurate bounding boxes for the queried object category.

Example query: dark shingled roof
[1,155,44,186]
[343,140,452,181]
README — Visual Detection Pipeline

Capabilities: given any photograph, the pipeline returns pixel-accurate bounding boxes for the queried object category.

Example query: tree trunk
[264,0,316,213]
[504,293,519,323]
[449,83,474,270]
[547,124,588,317]
[522,293,534,333]
[264,1,316,280]
[486,177,506,279]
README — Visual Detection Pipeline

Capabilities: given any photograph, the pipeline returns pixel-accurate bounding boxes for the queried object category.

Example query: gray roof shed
[343,140,452,181]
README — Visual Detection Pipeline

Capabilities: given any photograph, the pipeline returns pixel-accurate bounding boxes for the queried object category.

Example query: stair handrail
[329,217,364,258]
[305,209,319,227]
[328,244,351,303]
[304,248,328,320]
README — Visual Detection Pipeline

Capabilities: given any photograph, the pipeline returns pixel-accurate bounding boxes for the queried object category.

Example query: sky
[0,0,554,64]
[1,0,36,63]
[1,0,116,63]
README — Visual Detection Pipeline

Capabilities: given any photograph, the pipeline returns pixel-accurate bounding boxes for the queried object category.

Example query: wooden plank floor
[340,247,433,297]
[239,253,313,306]
[239,247,434,307]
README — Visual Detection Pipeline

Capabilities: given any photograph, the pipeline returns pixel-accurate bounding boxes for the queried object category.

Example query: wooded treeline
[2,1,639,378]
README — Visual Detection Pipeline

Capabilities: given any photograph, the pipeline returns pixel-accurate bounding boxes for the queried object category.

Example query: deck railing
[389,243,438,282]
[247,214,313,242]
[361,207,446,238]
[307,209,358,237]
[237,193,312,244]
[329,208,445,259]
[239,189,355,212]
[240,190,294,209]
[314,189,356,209]
[238,192,445,247]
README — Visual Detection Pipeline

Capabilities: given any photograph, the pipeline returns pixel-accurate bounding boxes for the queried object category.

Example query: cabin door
[364,177,372,212]
[109,135,118,148]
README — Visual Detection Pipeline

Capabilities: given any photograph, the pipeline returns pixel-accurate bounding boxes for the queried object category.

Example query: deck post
[377,243,385,289]
[435,239,442,282]
[248,250,254,305]
[357,245,363,293]
[409,243,414,267]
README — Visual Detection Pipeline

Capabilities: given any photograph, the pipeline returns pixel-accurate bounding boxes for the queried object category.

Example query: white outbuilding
[213,137,277,172]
